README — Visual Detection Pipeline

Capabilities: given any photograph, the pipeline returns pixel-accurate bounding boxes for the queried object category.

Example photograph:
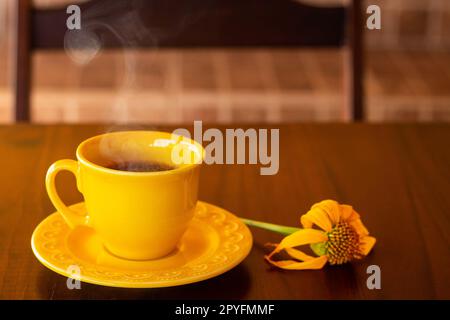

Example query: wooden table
[0,124,449,299]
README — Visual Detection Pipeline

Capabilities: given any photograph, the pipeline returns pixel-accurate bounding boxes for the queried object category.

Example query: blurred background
[1,0,450,124]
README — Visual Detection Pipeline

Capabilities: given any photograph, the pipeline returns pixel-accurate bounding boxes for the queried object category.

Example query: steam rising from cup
[62,0,212,124]
[64,29,101,66]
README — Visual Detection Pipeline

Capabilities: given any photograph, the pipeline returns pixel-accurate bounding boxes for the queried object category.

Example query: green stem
[241,218,300,236]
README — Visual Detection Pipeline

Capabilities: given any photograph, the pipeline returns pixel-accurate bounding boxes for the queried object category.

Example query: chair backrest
[13,0,364,122]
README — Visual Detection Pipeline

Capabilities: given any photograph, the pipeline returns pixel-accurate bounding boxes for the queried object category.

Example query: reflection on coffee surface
[106,161,175,172]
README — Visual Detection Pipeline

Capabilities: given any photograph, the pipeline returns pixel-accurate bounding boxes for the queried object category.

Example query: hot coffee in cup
[46,131,204,260]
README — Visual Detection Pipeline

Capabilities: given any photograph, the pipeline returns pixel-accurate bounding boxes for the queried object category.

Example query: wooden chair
[13,0,364,122]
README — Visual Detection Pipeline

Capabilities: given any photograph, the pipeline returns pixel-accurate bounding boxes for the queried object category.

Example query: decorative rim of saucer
[31,201,253,288]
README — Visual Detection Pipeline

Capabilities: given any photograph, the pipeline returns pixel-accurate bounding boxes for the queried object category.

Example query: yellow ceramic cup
[45,131,204,260]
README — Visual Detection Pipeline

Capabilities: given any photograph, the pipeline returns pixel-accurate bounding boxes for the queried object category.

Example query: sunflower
[242,200,376,270]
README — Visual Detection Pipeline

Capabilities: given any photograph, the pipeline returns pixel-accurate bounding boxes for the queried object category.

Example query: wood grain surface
[0,124,449,299]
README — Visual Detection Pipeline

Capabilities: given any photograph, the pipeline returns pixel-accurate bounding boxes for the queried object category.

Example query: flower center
[326,222,360,265]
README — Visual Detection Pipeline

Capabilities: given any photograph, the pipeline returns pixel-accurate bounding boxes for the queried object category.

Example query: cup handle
[46,159,89,229]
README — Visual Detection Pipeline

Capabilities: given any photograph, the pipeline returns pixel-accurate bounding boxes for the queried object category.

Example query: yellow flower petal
[349,218,369,236]
[339,204,359,221]
[277,229,327,250]
[315,200,341,225]
[265,255,328,270]
[285,248,316,261]
[267,229,328,260]
[300,208,333,232]
[359,236,376,255]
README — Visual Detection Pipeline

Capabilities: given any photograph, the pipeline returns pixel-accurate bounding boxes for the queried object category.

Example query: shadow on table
[37,264,251,299]
[323,264,359,298]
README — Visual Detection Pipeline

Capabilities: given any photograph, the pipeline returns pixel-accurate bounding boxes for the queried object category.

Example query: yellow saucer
[31,201,252,288]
